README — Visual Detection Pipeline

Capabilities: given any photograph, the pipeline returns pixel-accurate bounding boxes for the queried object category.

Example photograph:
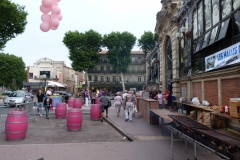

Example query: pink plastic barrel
[73,98,82,109]
[90,104,102,121]
[68,97,75,107]
[5,111,28,141]
[55,103,67,118]
[67,108,83,131]
[95,98,100,104]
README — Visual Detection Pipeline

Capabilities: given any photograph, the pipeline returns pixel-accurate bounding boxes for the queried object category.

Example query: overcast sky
[3,0,162,68]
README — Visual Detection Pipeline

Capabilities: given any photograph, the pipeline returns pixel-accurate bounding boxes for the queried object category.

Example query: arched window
[165,38,172,90]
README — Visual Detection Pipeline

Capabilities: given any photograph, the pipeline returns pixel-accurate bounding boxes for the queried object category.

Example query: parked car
[53,91,74,103]
[1,90,12,96]
[3,90,34,108]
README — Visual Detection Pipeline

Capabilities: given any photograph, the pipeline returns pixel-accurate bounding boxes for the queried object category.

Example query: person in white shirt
[125,91,135,122]
[46,88,52,96]
[122,90,128,110]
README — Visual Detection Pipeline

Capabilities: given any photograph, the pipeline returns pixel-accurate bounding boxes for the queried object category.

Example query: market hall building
[154,0,240,105]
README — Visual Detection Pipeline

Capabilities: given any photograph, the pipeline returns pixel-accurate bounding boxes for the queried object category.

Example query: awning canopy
[47,81,66,88]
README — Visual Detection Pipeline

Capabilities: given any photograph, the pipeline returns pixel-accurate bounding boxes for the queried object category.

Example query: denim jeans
[158,104,163,109]
[37,102,43,114]
[45,106,50,118]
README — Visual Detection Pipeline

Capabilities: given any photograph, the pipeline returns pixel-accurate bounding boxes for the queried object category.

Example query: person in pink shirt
[114,92,122,117]
[157,90,163,109]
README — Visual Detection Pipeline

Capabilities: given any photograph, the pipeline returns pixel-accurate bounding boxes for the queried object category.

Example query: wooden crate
[229,101,240,119]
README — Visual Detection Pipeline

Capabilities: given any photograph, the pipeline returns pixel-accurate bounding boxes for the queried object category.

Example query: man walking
[36,90,44,116]
[125,91,135,122]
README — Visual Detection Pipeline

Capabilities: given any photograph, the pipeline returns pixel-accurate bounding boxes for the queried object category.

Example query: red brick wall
[221,78,240,106]
[204,80,218,106]
[180,83,187,98]
[193,82,202,103]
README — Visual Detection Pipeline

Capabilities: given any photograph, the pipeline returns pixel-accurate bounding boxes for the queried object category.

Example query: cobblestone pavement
[0,103,223,160]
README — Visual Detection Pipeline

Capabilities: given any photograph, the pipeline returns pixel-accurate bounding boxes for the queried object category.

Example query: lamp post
[42,74,47,92]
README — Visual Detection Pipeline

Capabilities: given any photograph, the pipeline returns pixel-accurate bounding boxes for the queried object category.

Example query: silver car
[3,90,34,108]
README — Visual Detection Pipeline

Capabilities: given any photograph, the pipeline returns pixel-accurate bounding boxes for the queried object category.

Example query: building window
[119,76,121,82]
[113,76,116,82]
[94,75,98,82]
[132,76,135,82]
[101,66,104,71]
[40,71,50,78]
[107,66,110,71]
[88,75,92,81]
[125,76,129,82]
[144,76,146,82]
[131,57,135,64]
[138,76,141,82]
[101,76,104,82]
[138,57,142,64]
[29,73,33,79]
[106,76,110,82]
[72,74,74,79]
[132,66,135,72]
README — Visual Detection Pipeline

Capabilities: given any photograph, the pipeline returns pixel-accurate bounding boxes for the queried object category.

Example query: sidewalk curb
[103,117,134,141]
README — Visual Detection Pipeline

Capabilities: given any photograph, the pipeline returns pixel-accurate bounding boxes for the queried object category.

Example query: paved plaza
[0,103,223,160]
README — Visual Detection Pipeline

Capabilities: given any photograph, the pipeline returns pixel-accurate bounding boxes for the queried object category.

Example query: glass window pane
[205,0,212,31]
[201,31,211,49]
[233,0,240,10]
[212,0,220,26]
[209,25,219,45]
[233,10,240,35]
[222,0,232,19]
[217,18,230,40]
[195,36,204,52]
[193,10,198,39]
[198,2,204,35]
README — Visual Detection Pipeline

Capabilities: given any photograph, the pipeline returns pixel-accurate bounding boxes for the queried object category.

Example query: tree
[0,0,28,50]
[0,53,26,90]
[138,31,158,54]
[102,31,136,91]
[62,29,102,89]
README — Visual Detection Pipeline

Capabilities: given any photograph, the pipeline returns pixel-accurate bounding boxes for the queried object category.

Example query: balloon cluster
[40,0,62,32]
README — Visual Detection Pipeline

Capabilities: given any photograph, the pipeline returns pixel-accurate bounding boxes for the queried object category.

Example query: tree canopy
[62,29,102,72]
[102,31,136,73]
[0,53,26,90]
[0,0,28,50]
[138,31,158,54]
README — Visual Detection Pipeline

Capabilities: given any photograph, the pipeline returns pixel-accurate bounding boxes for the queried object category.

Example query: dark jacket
[43,98,53,108]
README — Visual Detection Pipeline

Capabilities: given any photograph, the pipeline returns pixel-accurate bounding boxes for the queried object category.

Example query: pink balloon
[50,25,58,30]
[51,5,61,15]
[40,22,50,32]
[52,13,62,21]
[52,0,59,4]
[41,14,51,22]
[40,5,51,13]
[50,18,59,28]
[42,0,52,8]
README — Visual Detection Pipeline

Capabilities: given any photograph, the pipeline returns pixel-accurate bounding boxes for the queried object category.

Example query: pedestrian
[125,91,135,122]
[164,89,170,108]
[43,94,52,119]
[157,90,163,109]
[114,92,122,117]
[122,90,128,110]
[84,89,89,106]
[36,89,44,116]
[168,90,173,110]
[91,92,96,104]
[151,89,158,100]
[46,88,52,95]
[100,92,110,122]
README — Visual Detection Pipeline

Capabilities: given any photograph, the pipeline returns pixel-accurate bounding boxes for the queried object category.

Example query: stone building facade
[87,51,146,93]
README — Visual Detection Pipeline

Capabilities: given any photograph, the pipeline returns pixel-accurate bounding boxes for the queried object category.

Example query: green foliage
[102,31,136,73]
[62,29,102,72]
[0,0,28,50]
[0,53,26,90]
[138,31,158,54]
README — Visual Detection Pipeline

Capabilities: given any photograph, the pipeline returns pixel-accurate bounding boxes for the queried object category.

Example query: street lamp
[42,74,47,92]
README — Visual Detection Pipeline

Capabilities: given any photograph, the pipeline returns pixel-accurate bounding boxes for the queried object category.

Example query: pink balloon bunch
[40,0,62,32]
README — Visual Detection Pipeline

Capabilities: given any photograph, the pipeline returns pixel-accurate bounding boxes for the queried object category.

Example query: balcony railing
[88,70,146,74]
[33,76,58,81]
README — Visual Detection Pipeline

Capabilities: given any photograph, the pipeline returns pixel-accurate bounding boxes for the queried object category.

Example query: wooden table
[150,109,178,136]
[139,98,159,124]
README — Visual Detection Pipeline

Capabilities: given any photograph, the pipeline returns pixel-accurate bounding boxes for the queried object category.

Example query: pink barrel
[73,98,82,109]
[55,103,67,118]
[67,108,83,131]
[5,111,28,141]
[68,97,75,107]
[95,98,101,104]
[90,104,102,121]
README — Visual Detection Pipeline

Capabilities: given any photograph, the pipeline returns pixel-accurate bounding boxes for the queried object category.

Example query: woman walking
[114,92,122,117]
[100,92,110,122]
[43,94,52,119]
